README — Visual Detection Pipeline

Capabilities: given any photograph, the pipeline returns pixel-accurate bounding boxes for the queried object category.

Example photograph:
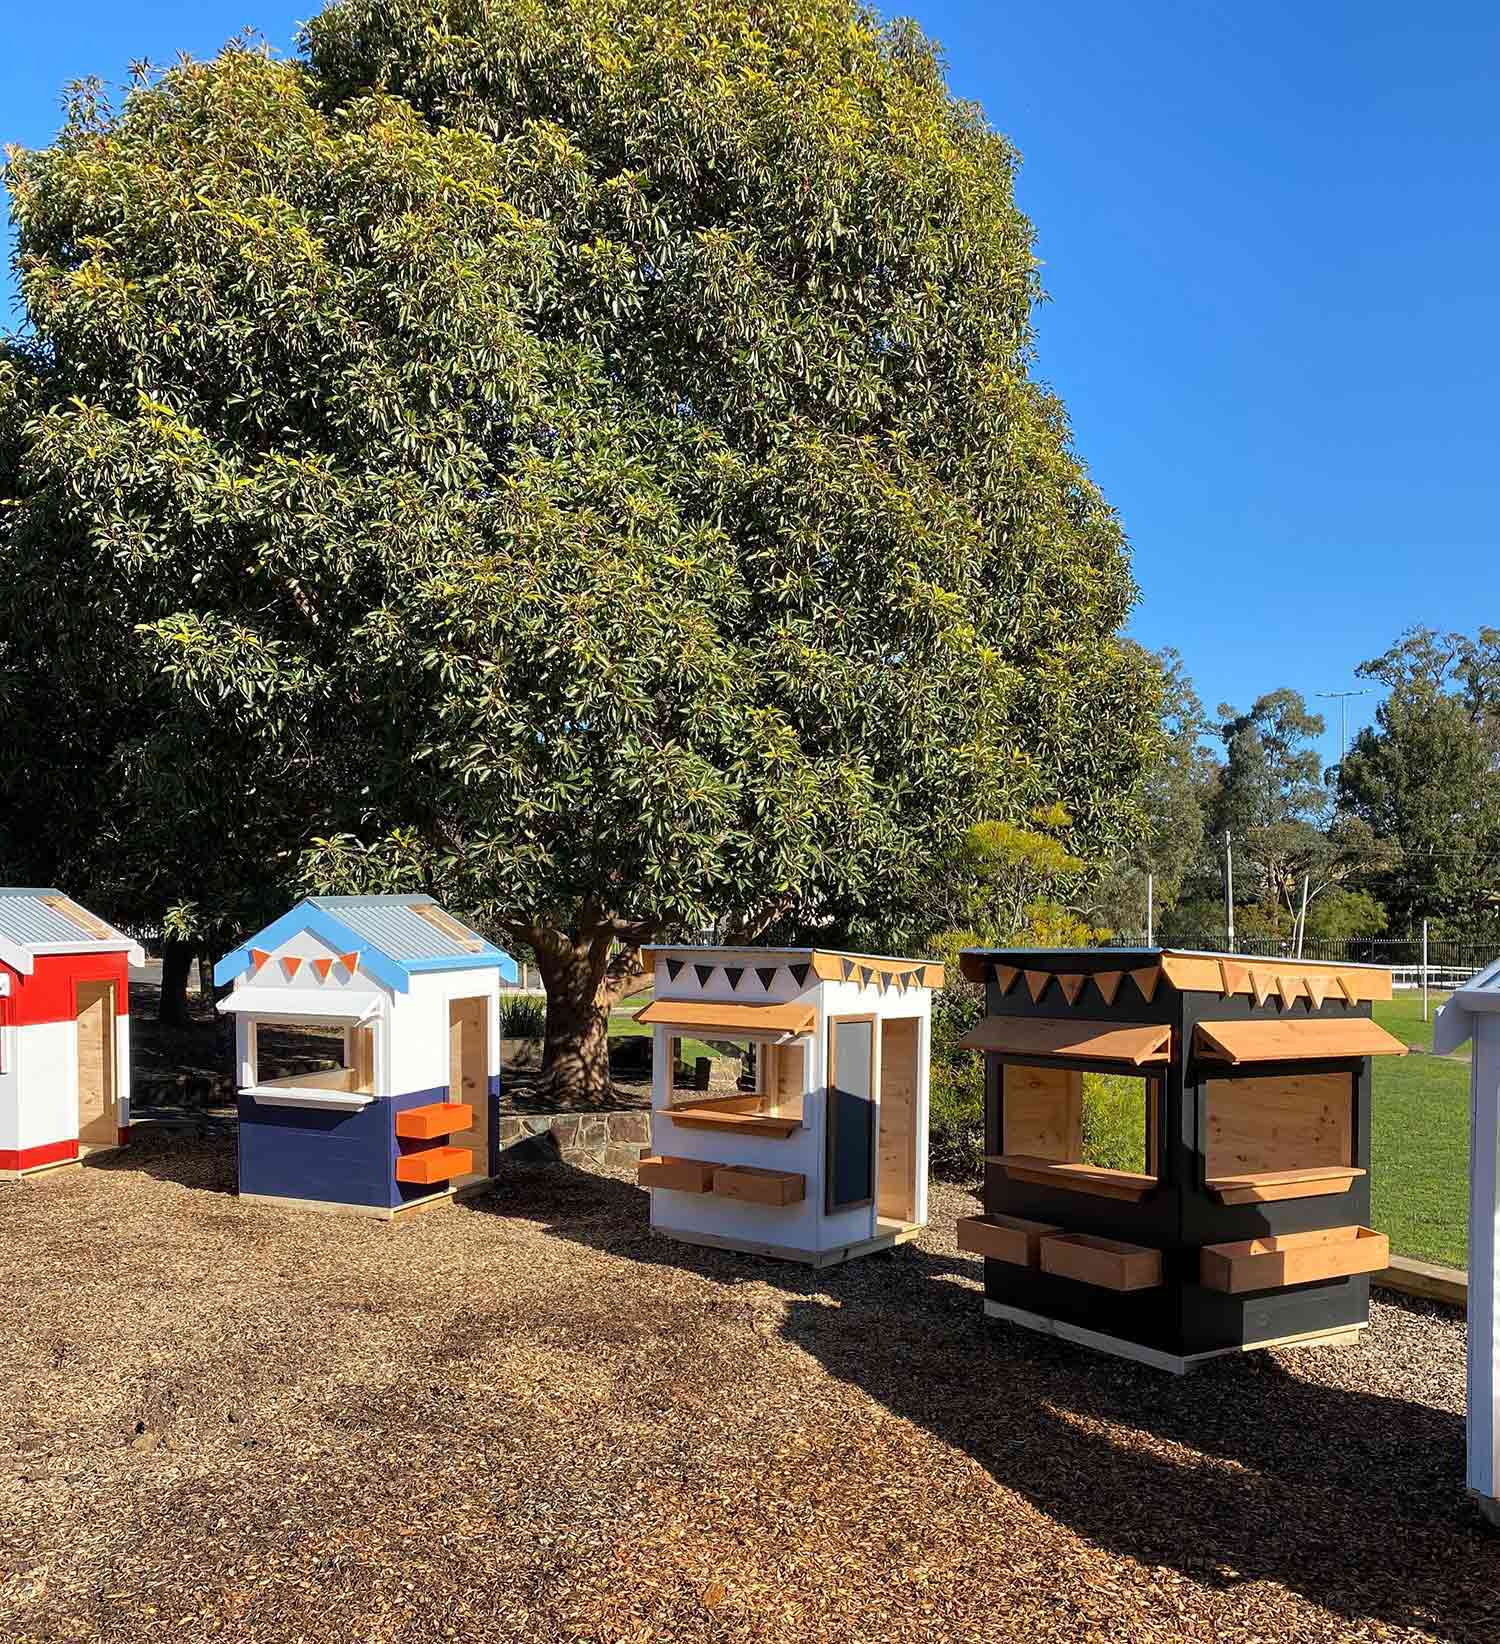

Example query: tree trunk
[532,929,651,1107]
[159,940,194,1026]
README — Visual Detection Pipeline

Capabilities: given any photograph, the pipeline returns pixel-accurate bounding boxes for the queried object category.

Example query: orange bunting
[1056,973,1086,1005]
[1024,970,1052,1003]
[311,958,334,981]
[281,955,304,980]
[339,951,359,974]
[250,948,270,971]
[1130,965,1162,1003]
[1093,970,1125,1005]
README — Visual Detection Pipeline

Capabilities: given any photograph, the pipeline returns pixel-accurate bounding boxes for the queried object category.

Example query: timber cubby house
[634,946,940,1267]
[957,947,1408,1372]
[215,896,517,1219]
[0,889,143,1180]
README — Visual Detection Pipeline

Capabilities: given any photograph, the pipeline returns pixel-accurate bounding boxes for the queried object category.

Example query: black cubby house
[956,948,1408,1372]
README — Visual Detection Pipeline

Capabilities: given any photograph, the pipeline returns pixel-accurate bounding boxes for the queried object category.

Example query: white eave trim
[216,987,386,1023]
[243,1087,376,1112]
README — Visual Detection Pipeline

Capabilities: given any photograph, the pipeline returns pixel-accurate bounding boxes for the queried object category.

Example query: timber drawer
[711,1165,806,1207]
[1199,1226,1389,1294]
[637,1155,720,1194]
[957,1213,1061,1267]
[1040,1232,1163,1292]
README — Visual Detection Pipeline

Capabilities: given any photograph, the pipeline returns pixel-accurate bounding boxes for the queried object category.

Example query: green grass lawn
[1370,992,1470,1268]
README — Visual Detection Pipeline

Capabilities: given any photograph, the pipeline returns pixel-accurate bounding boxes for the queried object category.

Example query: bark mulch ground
[3,1133,1497,1643]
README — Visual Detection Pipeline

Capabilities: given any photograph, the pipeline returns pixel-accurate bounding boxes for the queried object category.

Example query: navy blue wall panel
[238,1095,392,1209]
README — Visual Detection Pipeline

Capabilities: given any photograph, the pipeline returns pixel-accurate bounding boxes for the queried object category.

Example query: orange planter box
[395,1144,472,1185]
[395,1102,473,1140]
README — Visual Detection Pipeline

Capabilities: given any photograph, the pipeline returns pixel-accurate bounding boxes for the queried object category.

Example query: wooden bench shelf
[711,1165,806,1207]
[1200,1225,1389,1294]
[1040,1232,1163,1292]
[395,1102,473,1140]
[987,1154,1157,1203]
[957,1213,1061,1267]
[395,1144,472,1186]
[637,1155,720,1194]
[1205,1166,1365,1205]
[666,1105,802,1139]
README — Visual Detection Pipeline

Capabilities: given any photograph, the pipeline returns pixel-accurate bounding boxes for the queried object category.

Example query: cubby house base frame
[656,1219,923,1269]
[984,1299,1365,1376]
[239,1175,493,1222]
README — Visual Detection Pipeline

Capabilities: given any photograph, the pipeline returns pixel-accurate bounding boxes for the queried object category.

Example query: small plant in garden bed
[501,995,545,1039]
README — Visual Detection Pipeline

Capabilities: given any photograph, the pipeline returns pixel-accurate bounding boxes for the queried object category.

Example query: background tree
[1207,688,1386,938]
[2,4,1158,1098]
[1340,626,1500,931]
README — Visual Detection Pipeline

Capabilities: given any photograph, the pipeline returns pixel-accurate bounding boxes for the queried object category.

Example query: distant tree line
[1093,627,1500,949]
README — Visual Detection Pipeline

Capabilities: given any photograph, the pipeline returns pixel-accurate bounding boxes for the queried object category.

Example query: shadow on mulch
[89,1125,239,1196]
[472,1160,1500,1643]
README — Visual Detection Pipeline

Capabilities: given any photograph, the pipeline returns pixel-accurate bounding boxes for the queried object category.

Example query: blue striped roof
[214,896,517,993]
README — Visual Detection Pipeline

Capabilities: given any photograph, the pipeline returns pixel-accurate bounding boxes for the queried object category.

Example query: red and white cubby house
[0,890,143,1180]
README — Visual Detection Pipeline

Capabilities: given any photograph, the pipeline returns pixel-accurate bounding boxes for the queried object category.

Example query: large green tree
[1207,688,1388,940]
[1340,626,1500,930]
[2,3,1157,1097]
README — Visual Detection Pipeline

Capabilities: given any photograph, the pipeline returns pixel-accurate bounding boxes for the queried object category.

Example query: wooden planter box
[1200,1225,1389,1294]
[637,1154,720,1194]
[957,1213,1061,1267]
[395,1144,472,1186]
[1204,1165,1365,1205]
[711,1165,806,1207]
[1040,1232,1163,1292]
[395,1102,473,1140]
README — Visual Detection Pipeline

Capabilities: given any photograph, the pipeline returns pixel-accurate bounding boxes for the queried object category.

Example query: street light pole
[1318,687,1374,770]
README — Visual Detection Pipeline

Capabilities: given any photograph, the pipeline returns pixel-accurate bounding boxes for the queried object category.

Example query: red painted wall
[4,951,130,1027]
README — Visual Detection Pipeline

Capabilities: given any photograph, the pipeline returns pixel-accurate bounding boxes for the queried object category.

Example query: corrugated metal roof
[0,888,128,950]
[305,896,489,962]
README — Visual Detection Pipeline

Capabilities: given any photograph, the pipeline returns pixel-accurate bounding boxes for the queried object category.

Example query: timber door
[877,1018,919,1224]
[75,981,118,1148]
[447,998,490,1187]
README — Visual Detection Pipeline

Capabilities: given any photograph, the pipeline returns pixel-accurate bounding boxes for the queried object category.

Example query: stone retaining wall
[498,1109,652,1170]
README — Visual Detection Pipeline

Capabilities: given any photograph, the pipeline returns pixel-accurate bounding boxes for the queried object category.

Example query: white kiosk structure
[1435,960,1500,1527]
[634,946,940,1267]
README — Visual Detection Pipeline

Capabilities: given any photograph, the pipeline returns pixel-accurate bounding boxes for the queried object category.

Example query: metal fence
[1108,932,1497,986]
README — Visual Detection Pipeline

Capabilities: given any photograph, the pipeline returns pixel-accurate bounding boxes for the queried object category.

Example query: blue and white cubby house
[214,896,517,1218]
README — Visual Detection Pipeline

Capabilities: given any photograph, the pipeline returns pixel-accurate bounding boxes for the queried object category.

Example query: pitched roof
[213,896,517,994]
[1434,956,1500,1052]
[0,889,145,974]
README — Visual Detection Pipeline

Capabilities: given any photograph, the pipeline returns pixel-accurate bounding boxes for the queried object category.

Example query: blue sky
[5,2,1497,770]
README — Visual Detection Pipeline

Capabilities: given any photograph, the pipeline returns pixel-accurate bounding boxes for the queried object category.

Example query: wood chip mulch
[3,1132,1498,1643]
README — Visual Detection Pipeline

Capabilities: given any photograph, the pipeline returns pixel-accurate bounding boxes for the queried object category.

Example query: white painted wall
[13,1019,76,1149]
[0,1026,18,1151]
[391,968,502,1098]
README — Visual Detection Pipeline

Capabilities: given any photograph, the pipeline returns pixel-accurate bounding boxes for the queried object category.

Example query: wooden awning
[1193,1017,1408,1064]
[634,999,816,1036]
[958,1017,1171,1066]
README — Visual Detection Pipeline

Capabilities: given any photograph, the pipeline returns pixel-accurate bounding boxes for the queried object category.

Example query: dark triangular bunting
[843,959,855,980]
[789,963,812,987]
[859,966,874,988]
[756,966,778,991]
[724,966,744,991]
[665,959,683,981]
[694,964,715,986]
